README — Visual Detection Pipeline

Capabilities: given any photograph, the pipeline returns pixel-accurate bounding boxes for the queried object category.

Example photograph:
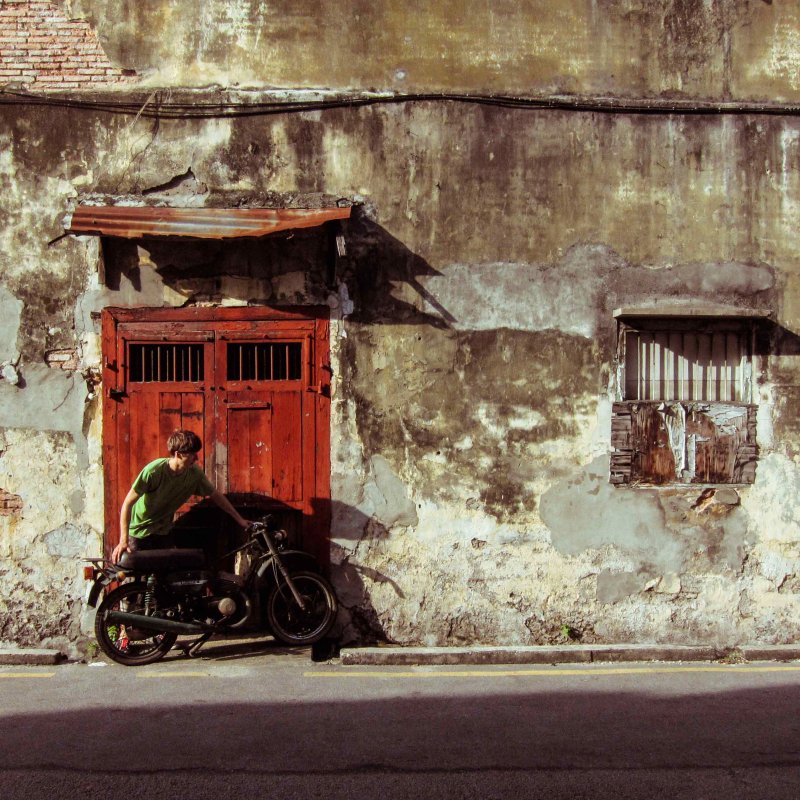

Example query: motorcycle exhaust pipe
[105,610,212,636]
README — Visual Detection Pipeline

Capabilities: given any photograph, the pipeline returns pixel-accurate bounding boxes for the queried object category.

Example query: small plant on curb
[84,641,99,662]
[560,624,582,642]
[718,647,747,664]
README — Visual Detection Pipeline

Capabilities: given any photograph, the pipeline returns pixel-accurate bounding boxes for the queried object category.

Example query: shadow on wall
[98,207,457,329]
[172,493,401,646]
[316,497,409,646]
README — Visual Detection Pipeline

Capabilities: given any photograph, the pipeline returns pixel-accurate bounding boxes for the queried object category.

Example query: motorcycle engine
[217,597,237,617]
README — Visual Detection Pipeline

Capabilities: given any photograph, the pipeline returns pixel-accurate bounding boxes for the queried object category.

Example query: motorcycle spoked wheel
[94,581,178,666]
[266,571,338,645]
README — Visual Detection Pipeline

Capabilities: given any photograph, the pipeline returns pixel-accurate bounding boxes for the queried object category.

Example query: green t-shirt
[129,458,215,539]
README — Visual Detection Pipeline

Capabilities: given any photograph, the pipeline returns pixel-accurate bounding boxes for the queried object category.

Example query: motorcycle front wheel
[266,571,338,645]
[94,582,178,666]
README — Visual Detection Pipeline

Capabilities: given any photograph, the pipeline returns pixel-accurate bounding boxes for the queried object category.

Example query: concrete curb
[339,643,800,666]
[0,648,64,666]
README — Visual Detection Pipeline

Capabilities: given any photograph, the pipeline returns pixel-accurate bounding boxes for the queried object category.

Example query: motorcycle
[83,515,338,666]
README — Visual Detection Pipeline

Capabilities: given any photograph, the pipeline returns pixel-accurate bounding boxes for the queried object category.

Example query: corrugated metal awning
[65,205,351,239]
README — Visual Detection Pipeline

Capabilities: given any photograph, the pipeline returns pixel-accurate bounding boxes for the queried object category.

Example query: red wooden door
[102,307,331,564]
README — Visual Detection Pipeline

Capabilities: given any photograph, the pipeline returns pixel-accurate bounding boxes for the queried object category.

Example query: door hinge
[108,387,126,400]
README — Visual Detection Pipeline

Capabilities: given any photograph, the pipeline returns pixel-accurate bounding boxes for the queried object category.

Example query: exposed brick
[45,348,79,369]
[0,490,23,515]
[0,0,132,89]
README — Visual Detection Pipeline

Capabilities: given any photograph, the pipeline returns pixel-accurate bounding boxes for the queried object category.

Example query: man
[111,429,249,562]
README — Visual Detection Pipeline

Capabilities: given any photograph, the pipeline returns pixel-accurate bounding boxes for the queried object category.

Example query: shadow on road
[1,675,800,798]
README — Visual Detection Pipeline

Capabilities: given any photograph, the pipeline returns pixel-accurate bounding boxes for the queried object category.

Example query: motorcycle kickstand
[178,633,213,658]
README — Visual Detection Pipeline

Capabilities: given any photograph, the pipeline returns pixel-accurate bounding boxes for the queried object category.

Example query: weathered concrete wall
[2,1,800,652]
[63,0,800,101]
[2,96,800,651]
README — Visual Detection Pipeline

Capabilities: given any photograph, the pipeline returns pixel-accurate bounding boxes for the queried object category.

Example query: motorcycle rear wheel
[266,571,337,645]
[94,581,178,666]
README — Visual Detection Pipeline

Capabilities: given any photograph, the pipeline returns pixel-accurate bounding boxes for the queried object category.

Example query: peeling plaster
[540,456,684,574]
[360,455,419,530]
[0,366,90,467]
[0,287,22,364]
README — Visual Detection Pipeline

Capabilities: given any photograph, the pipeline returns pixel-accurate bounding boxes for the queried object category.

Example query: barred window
[611,317,758,486]
[227,342,302,381]
[128,344,204,383]
[623,328,751,403]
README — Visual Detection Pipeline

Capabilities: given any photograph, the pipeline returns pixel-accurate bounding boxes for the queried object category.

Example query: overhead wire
[2,87,800,118]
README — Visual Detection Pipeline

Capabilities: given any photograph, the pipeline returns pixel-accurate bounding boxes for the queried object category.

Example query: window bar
[710,332,727,402]
[676,331,685,401]
[652,334,662,402]
[698,334,710,402]
[728,332,738,401]
[684,332,697,402]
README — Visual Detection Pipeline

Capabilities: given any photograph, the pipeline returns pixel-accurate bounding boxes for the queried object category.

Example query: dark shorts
[128,532,178,551]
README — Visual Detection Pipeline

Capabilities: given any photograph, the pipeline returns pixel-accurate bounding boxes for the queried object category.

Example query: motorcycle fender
[86,579,106,608]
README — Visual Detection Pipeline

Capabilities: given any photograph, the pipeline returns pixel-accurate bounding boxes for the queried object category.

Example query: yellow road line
[305,665,800,679]
[0,673,55,679]
[137,671,209,678]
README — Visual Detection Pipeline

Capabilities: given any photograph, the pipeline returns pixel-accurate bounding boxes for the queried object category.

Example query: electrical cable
[2,87,800,119]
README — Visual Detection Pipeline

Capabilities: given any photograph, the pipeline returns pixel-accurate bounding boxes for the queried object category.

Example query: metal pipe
[106,610,211,635]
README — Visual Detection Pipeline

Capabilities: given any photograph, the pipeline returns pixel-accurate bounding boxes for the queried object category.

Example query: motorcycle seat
[117,548,207,572]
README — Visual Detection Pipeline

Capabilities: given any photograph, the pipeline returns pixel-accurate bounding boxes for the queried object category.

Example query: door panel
[271,391,304,502]
[226,396,274,496]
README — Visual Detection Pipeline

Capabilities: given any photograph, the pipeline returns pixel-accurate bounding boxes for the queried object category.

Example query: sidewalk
[338,643,800,666]
[3,642,800,667]
[0,647,64,666]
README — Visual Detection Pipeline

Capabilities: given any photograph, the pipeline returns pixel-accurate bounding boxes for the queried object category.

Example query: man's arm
[209,489,250,529]
[112,488,140,563]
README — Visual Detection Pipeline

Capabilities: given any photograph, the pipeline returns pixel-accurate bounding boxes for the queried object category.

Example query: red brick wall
[0,489,23,514]
[0,0,134,90]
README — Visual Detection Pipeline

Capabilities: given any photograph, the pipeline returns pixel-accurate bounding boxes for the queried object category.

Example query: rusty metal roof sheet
[65,205,351,239]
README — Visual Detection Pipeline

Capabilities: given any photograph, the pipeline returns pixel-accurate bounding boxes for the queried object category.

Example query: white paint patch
[506,408,547,430]
[418,247,615,337]
[763,21,800,91]
[742,453,800,545]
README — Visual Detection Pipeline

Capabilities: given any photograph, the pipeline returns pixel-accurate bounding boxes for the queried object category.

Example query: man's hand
[111,538,130,563]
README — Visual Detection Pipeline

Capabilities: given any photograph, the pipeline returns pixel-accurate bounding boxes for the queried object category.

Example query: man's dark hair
[167,429,202,454]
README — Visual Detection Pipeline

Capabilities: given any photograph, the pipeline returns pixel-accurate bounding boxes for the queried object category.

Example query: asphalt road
[1,640,800,799]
